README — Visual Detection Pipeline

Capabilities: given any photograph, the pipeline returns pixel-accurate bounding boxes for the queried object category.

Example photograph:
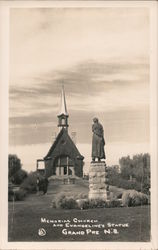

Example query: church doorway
[54,155,74,176]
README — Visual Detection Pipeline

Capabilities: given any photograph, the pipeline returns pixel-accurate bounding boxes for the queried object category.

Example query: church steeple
[57,85,69,131]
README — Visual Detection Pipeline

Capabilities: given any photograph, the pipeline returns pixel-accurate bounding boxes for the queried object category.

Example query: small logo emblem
[38,228,46,236]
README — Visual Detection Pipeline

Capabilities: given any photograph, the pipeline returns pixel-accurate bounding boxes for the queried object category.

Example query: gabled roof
[44,128,84,160]
[58,85,68,117]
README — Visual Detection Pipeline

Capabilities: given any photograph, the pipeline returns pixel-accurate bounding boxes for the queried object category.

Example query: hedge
[122,189,149,207]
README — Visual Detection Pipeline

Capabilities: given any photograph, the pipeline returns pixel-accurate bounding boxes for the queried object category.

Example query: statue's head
[93,117,98,123]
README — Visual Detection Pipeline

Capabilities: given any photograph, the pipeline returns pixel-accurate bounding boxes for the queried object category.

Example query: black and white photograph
[0,1,158,249]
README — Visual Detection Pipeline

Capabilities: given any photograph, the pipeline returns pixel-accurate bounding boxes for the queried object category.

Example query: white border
[0,1,157,250]
[150,2,158,250]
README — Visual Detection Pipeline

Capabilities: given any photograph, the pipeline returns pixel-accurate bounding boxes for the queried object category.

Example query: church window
[64,166,67,175]
[61,118,65,125]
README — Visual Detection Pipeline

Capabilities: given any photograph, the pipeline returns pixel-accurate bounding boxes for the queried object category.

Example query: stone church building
[37,87,84,178]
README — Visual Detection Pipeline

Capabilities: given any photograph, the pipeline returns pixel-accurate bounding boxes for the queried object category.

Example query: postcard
[0,1,157,250]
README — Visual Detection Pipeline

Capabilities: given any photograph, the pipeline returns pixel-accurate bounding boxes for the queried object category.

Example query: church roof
[58,85,68,116]
[44,128,84,160]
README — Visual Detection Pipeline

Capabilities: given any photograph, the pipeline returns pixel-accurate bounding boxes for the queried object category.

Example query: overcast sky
[9,8,150,172]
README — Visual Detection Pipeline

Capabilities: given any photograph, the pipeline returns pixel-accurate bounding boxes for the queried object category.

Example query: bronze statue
[91,117,105,162]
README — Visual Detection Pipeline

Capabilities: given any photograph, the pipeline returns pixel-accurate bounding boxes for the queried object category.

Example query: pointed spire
[58,85,68,116]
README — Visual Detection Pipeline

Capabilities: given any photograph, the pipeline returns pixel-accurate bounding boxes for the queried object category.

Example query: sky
[9,8,150,173]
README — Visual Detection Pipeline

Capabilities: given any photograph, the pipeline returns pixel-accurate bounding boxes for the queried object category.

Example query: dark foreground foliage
[52,193,122,209]
[51,190,149,210]
[8,171,47,201]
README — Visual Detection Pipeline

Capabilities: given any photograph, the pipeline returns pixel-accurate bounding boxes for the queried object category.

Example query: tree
[8,154,28,185]
[107,165,119,177]
[119,156,133,180]
[9,154,21,179]
[119,153,150,194]
[12,169,28,185]
[107,165,120,186]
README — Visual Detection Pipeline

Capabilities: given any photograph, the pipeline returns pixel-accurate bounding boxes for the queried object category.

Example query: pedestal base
[89,162,108,200]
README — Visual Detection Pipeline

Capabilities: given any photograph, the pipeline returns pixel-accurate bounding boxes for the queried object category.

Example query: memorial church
[37,87,84,178]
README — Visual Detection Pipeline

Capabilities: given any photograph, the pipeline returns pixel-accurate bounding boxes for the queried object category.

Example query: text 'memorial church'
[37,86,84,178]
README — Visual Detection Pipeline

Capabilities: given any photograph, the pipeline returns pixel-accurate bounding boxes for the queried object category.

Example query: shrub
[87,199,98,209]
[8,188,27,201]
[76,199,89,210]
[77,198,122,209]
[89,199,106,208]
[109,199,122,207]
[138,192,149,205]
[20,172,38,193]
[122,190,149,207]
[117,193,122,199]
[52,193,123,210]
[53,193,78,209]
[61,198,78,209]
[76,198,108,210]
[54,193,66,208]
[142,181,150,195]
[75,192,88,200]
[12,169,28,185]
[122,190,132,207]
[14,189,27,201]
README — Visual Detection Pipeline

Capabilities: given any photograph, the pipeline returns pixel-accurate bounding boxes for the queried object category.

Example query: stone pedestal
[89,162,108,200]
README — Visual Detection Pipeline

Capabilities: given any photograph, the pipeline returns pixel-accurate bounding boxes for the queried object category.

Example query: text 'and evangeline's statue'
[91,117,105,162]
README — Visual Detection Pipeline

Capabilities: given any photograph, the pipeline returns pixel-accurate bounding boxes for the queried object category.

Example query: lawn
[8,179,150,242]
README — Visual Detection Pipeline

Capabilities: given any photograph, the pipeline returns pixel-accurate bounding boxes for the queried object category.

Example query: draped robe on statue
[92,122,105,159]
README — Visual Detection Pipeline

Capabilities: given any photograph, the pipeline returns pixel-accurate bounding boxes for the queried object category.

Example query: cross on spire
[58,85,68,116]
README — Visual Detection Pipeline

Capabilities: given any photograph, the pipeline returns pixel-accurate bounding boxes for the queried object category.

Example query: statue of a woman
[91,117,105,162]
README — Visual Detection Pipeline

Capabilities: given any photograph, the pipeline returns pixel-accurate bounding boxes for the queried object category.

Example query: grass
[8,179,150,242]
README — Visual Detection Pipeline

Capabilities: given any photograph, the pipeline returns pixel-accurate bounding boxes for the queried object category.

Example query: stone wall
[89,162,108,200]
